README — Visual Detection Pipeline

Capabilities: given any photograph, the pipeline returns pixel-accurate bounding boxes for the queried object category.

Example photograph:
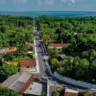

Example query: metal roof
[0,48,7,55]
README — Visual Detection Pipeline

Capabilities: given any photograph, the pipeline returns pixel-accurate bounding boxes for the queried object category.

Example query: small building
[25,42,33,46]
[19,59,36,71]
[64,89,79,96]
[6,47,17,54]
[49,42,69,49]
[0,47,17,56]
[0,47,17,63]
[0,48,7,57]
[2,72,47,96]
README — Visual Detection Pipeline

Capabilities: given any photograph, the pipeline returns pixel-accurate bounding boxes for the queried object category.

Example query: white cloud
[61,0,75,4]
[36,0,54,6]
[36,0,75,6]
[13,0,27,4]
[45,0,54,6]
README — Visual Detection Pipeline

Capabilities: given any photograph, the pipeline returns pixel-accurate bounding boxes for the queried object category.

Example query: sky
[0,0,96,11]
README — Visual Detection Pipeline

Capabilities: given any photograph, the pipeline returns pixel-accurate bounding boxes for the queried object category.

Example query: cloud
[36,0,54,6]
[61,0,75,4]
[12,0,27,4]
[35,0,75,6]
[45,0,54,6]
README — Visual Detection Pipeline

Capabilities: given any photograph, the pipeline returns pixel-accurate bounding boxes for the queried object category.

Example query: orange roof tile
[19,76,35,93]
[50,42,69,48]
[19,59,36,67]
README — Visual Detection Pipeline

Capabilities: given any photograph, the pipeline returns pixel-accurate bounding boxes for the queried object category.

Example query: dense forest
[0,15,33,59]
[36,16,96,83]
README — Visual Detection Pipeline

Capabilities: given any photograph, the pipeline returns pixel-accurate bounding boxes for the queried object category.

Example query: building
[0,47,17,64]
[6,47,17,54]
[25,42,33,46]
[0,47,17,56]
[49,42,69,49]
[64,89,79,96]
[2,72,47,96]
[19,59,36,71]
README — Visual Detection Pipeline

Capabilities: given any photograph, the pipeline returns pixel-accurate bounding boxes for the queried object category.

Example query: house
[2,72,47,96]
[0,48,7,57]
[0,47,17,56]
[19,59,36,71]
[64,89,79,96]
[25,42,33,47]
[6,47,17,54]
[0,47,17,62]
[49,42,69,49]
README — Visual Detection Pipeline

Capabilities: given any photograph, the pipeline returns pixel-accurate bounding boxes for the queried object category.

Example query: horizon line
[0,11,96,12]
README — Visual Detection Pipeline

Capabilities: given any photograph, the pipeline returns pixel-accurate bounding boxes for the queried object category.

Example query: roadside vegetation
[36,16,96,83]
[80,91,96,96]
[0,84,22,96]
[0,64,18,82]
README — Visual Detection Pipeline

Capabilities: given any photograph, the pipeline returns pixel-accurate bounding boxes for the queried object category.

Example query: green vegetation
[81,91,96,96]
[56,90,64,96]
[36,16,96,83]
[0,15,34,60]
[0,84,22,96]
[0,64,18,82]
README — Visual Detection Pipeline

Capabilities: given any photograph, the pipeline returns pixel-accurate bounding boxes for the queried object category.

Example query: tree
[0,64,18,81]
[48,48,59,58]
[4,53,16,61]
[80,59,90,67]
[83,91,96,96]
[0,84,22,96]
[50,58,60,70]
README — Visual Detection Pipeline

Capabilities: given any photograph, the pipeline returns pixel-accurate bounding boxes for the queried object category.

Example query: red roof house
[19,59,36,70]
[49,42,69,49]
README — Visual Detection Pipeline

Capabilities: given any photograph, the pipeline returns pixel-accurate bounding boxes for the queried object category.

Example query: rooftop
[2,72,32,91]
[0,48,7,55]
[19,76,35,93]
[2,72,47,95]
[25,42,33,46]
[65,89,78,94]
[64,89,78,96]
[25,82,43,96]
[49,42,69,48]
[19,59,36,67]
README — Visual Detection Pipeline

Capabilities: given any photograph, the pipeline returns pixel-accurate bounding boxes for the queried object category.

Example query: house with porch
[19,59,36,71]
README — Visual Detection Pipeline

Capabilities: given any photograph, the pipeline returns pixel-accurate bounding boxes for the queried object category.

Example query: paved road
[34,21,46,76]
